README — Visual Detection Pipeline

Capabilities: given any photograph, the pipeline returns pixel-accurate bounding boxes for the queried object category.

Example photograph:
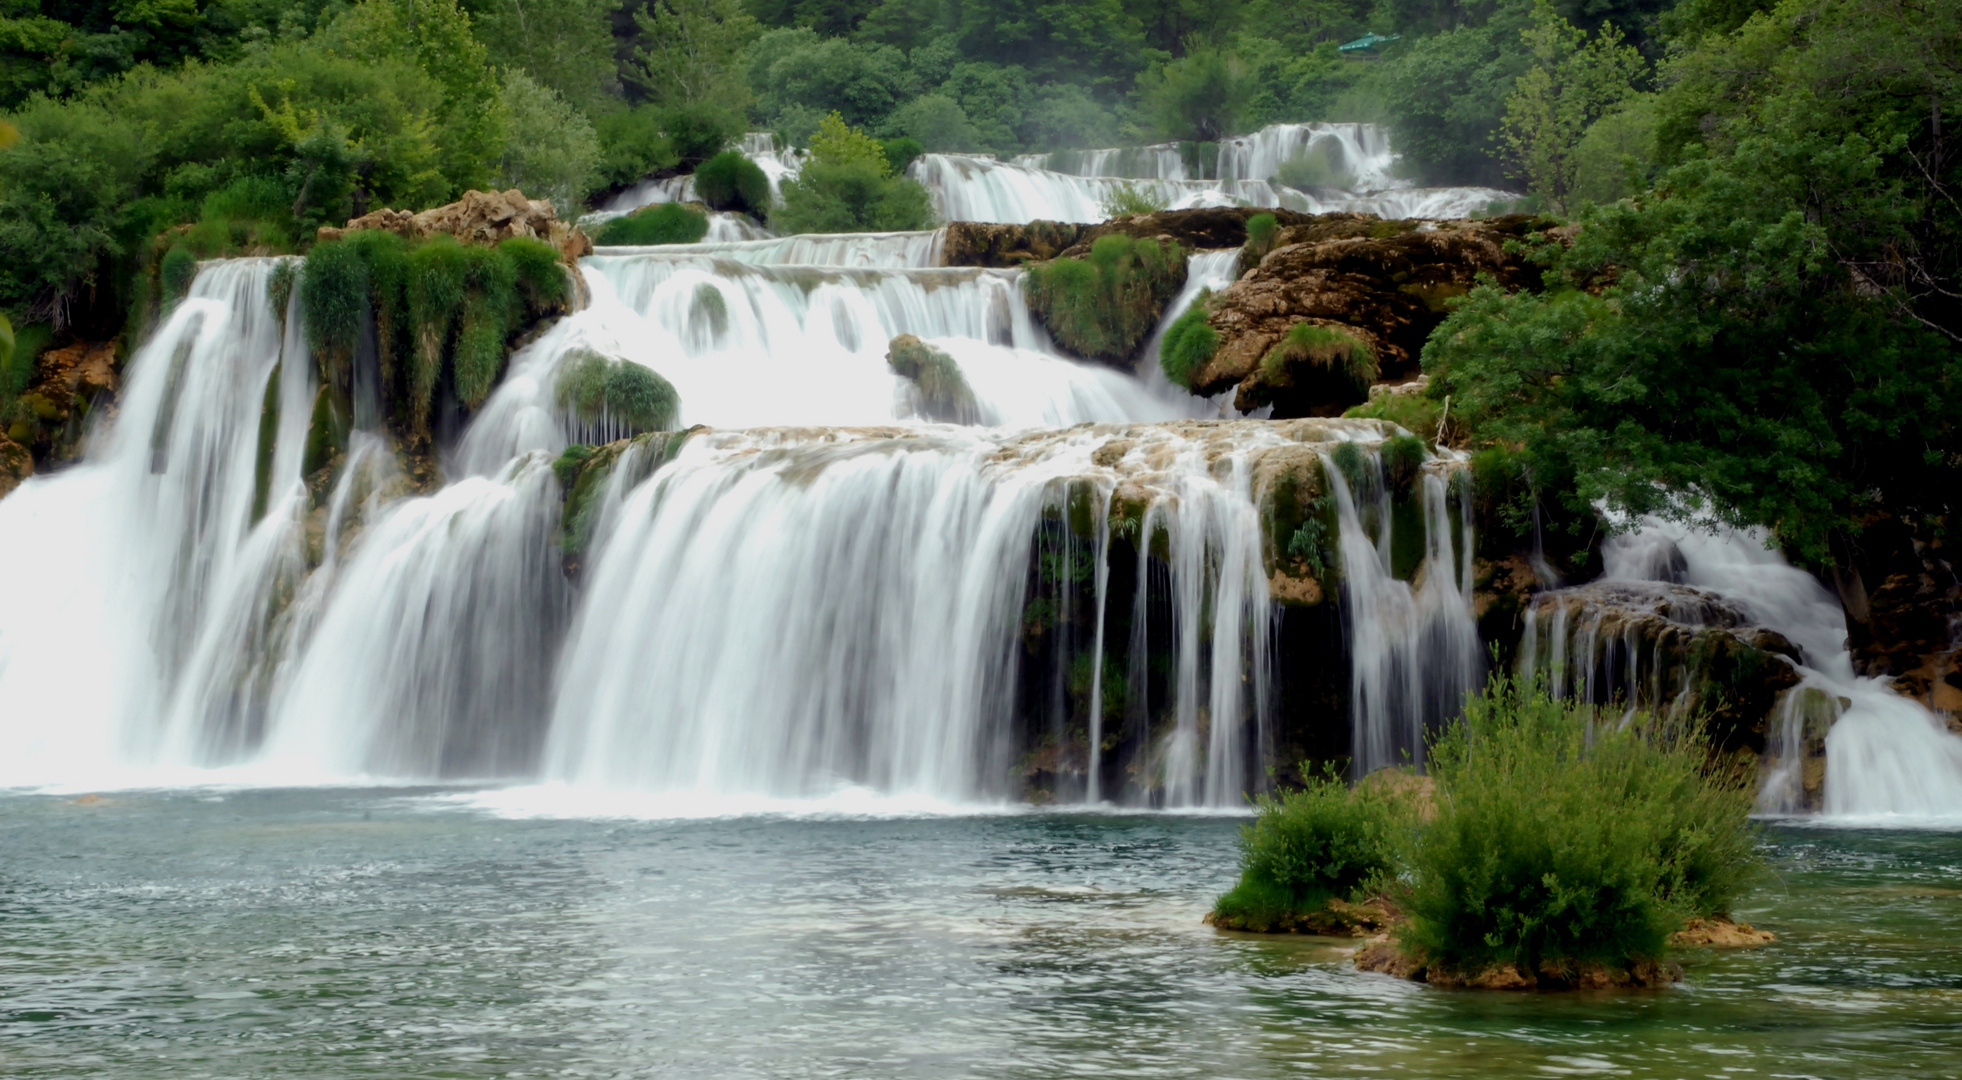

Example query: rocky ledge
[319,188,593,265]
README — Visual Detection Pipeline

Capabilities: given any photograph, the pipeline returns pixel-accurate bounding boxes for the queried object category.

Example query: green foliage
[1344,391,1453,445]
[1428,0,1962,565]
[1570,92,1659,205]
[1023,234,1188,364]
[1286,504,1331,576]
[628,0,762,108]
[494,70,601,216]
[1372,19,1529,187]
[1403,675,1762,973]
[694,150,773,217]
[1211,769,1407,932]
[1,320,49,408]
[464,0,622,112]
[552,442,597,489]
[879,136,925,176]
[1100,182,1168,218]
[1160,288,1218,389]
[775,118,935,233]
[554,348,681,433]
[160,247,199,306]
[300,238,371,380]
[596,202,712,246]
[594,105,683,189]
[888,95,975,152]
[1273,141,1355,190]
[1498,0,1647,213]
[1238,211,1279,275]
[1136,45,1249,143]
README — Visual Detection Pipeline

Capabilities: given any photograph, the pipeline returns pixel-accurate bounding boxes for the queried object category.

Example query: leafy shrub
[1403,675,1762,975]
[1023,234,1187,365]
[694,150,772,218]
[879,136,925,176]
[594,105,680,189]
[1100,182,1168,218]
[1344,391,1455,445]
[1211,769,1406,932]
[1159,288,1218,389]
[1239,211,1279,275]
[595,203,711,246]
[774,158,935,234]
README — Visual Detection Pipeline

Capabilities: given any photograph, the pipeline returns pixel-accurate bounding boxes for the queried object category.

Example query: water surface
[3,789,1959,1078]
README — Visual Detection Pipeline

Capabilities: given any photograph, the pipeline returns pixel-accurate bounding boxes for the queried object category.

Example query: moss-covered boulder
[1022,234,1187,367]
[886,334,979,424]
[320,188,593,265]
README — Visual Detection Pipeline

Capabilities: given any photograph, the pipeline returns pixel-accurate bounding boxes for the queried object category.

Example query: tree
[773,110,935,232]
[494,70,601,213]
[1497,0,1646,212]
[1134,41,1248,142]
[626,0,760,107]
[462,0,623,112]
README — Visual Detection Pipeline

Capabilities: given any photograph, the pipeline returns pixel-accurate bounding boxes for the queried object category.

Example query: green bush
[1274,141,1357,190]
[594,105,680,190]
[1023,234,1187,365]
[1381,433,1427,492]
[1159,288,1218,389]
[1211,769,1406,932]
[1403,676,1762,975]
[773,158,935,234]
[160,246,199,306]
[1239,211,1279,275]
[694,151,772,219]
[595,203,711,246]
[879,136,926,176]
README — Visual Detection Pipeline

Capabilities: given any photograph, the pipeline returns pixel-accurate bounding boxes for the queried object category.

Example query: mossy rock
[886,334,979,424]
[1022,234,1187,367]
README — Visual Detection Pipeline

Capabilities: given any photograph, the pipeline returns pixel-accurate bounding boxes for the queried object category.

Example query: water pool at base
[2,789,1959,1079]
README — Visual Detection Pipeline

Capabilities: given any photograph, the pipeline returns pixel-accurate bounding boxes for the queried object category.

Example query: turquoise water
[2,788,1959,1078]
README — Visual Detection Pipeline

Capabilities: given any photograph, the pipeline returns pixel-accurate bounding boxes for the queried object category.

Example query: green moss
[267,259,297,321]
[1331,441,1366,492]
[595,202,710,246]
[1381,433,1426,492]
[301,384,347,479]
[1159,288,1218,390]
[301,238,371,390]
[1023,235,1187,365]
[691,284,728,339]
[886,335,978,424]
[1261,322,1378,390]
[552,443,596,488]
[1344,392,1444,442]
[251,362,280,522]
[694,151,771,218]
[1099,181,1168,217]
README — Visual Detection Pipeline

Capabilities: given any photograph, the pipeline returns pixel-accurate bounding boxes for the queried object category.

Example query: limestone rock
[0,433,31,499]
[939,220,1083,267]
[1670,917,1775,948]
[321,188,593,265]
[1193,215,1551,416]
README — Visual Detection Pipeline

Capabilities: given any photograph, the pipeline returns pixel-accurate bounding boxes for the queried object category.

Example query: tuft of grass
[1240,212,1279,275]
[554,348,680,438]
[1023,234,1187,365]
[1159,287,1218,390]
[1381,433,1427,492]
[1403,675,1763,975]
[160,246,198,306]
[1262,322,1378,390]
[1211,767,1408,932]
[1100,181,1168,218]
[595,202,710,246]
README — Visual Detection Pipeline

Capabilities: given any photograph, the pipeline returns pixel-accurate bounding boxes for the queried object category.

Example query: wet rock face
[1193,215,1549,417]
[938,207,1321,269]
[320,188,594,265]
[939,220,1084,267]
[7,339,119,472]
[1521,581,1803,752]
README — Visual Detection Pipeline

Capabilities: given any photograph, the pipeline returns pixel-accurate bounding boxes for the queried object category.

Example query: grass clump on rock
[1159,287,1218,390]
[886,334,979,424]
[1023,233,1187,366]
[1357,675,1765,989]
[1238,212,1279,276]
[1209,768,1409,934]
[554,348,680,444]
[595,202,710,246]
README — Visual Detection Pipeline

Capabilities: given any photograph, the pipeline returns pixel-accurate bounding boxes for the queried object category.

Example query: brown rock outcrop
[939,220,1083,267]
[0,434,31,499]
[1193,215,1552,416]
[1354,939,1684,990]
[938,207,1323,268]
[9,339,119,470]
[1670,917,1775,947]
[320,188,593,265]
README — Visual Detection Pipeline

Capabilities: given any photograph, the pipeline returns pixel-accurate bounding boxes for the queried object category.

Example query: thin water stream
[2,789,1959,1079]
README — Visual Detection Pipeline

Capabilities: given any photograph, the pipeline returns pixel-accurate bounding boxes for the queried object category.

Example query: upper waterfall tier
[594,123,1518,228]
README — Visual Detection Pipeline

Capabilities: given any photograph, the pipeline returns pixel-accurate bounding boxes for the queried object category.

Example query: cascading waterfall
[1321,448,1482,774]
[1524,519,1962,821]
[916,122,1517,224]
[600,132,805,217]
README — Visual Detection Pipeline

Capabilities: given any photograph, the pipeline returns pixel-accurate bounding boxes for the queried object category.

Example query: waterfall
[599,229,946,268]
[600,132,805,217]
[916,122,1519,225]
[1527,519,1962,822]
[1321,446,1481,774]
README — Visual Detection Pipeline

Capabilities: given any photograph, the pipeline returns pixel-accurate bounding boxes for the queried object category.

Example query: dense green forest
[0,0,1955,567]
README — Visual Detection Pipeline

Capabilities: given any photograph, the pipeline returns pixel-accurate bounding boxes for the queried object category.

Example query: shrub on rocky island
[1209,768,1408,934]
[1023,234,1187,366]
[886,334,979,424]
[1361,675,1764,989]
